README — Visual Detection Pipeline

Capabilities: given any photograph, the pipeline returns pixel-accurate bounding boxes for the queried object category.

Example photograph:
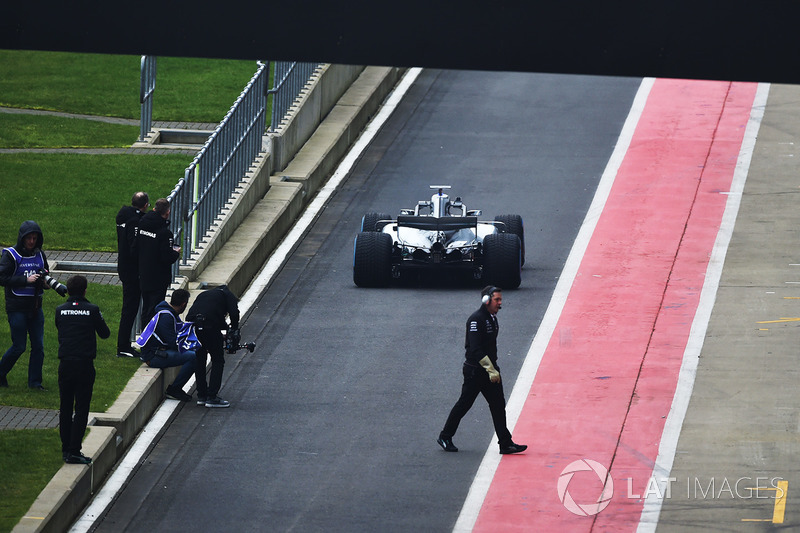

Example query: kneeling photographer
[187,284,245,408]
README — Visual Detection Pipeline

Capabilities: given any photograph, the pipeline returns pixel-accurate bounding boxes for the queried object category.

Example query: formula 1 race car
[353,186,524,288]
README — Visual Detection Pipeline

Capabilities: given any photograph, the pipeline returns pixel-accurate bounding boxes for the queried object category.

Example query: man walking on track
[438,286,527,455]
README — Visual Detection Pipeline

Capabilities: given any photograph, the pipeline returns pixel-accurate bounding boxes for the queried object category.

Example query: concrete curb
[12,65,403,533]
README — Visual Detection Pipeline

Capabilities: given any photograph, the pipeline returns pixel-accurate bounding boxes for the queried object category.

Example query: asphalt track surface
[87,70,642,531]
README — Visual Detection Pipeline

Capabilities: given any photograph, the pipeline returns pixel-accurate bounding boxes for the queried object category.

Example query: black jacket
[186,284,240,331]
[0,221,51,313]
[55,295,110,362]
[135,211,180,292]
[464,304,499,366]
[116,205,144,283]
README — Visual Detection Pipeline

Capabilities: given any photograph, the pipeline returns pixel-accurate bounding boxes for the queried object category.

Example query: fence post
[139,56,157,141]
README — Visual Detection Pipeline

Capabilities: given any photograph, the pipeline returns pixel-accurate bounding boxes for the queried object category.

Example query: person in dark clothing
[135,289,195,402]
[438,286,527,455]
[0,220,65,389]
[135,198,180,324]
[186,284,241,408]
[55,275,110,464]
[115,191,149,357]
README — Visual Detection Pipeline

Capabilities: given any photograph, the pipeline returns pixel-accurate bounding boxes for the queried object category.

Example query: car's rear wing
[396,215,478,232]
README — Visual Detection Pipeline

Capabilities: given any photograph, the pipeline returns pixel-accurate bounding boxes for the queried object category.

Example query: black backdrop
[2,0,799,83]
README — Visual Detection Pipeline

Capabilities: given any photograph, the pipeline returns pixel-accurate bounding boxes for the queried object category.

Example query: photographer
[186,284,240,408]
[0,221,65,389]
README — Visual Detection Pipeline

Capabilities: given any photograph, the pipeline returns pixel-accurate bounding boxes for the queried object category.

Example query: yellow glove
[479,356,501,383]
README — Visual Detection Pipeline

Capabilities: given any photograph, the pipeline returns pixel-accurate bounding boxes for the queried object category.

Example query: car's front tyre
[361,212,393,232]
[494,214,525,266]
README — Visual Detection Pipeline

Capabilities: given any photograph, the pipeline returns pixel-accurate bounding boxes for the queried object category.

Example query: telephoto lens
[38,270,67,297]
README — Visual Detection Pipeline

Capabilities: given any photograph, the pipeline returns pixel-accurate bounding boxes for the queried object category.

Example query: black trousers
[141,286,167,325]
[441,363,513,447]
[117,280,141,352]
[195,327,225,398]
[58,360,95,456]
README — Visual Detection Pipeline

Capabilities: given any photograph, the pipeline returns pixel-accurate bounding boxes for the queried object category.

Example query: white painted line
[636,82,770,532]
[69,66,424,533]
[451,77,656,533]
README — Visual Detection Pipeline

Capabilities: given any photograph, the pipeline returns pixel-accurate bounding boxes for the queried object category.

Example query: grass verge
[0,429,63,533]
[0,50,259,122]
[0,153,193,250]
[0,114,139,148]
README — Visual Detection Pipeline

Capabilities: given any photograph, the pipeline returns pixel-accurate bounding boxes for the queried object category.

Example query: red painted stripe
[472,79,758,531]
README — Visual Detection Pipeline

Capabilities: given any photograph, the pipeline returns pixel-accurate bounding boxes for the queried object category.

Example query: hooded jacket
[136,300,183,360]
[0,221,50,313]
[135,210,180,292]
[116,204,144,283]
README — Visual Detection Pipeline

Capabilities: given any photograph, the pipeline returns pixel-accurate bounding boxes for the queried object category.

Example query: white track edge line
[69,66,423,533]
[452,77,656,533]
[635,81,770,533]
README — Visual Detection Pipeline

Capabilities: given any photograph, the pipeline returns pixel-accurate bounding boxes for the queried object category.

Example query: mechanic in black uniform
[55,275,110,464]
[135,198,180,324]
[437,286,527,454]
[186,284,240,408]
[115,191,148,357]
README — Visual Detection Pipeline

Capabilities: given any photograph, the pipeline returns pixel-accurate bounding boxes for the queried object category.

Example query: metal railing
[164,59,323,282]
[139,56,157,141]
[269,61,323,131]
[167,61,269,279]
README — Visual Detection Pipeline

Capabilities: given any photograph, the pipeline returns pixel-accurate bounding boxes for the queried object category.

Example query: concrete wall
[270,64,365,174]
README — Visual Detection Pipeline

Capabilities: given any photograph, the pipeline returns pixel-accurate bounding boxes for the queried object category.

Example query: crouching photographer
[187,284,248,408]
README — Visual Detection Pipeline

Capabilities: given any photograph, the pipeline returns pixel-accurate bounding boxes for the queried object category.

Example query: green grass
[0,283,139,411]
[0,429,64,533]
[0,50,259,122]
[0,114,139,148]
[0,153,192,250]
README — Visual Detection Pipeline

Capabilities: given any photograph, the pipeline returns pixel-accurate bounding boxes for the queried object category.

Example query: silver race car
[353,186,524,288]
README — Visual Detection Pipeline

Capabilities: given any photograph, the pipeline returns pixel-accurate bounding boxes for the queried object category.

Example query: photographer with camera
[0,221,66,389]
[186,284,241,408]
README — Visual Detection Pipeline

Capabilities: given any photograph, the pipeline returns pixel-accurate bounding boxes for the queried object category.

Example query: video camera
[225,328,256,354]
[38,269,67,297]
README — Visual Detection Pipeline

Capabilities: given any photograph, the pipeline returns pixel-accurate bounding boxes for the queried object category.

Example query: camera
[38,269,67,297]
[224,329,256,354]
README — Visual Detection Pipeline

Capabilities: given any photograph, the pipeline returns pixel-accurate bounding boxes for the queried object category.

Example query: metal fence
[166,60,322,281]
[139,56,156,141]
[269,61,323,132]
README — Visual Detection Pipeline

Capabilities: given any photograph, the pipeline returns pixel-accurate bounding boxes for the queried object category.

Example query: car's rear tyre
[494,214,525,266]
[361,212,393,232]
[483,232,522,289]
[353,232,393,287]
